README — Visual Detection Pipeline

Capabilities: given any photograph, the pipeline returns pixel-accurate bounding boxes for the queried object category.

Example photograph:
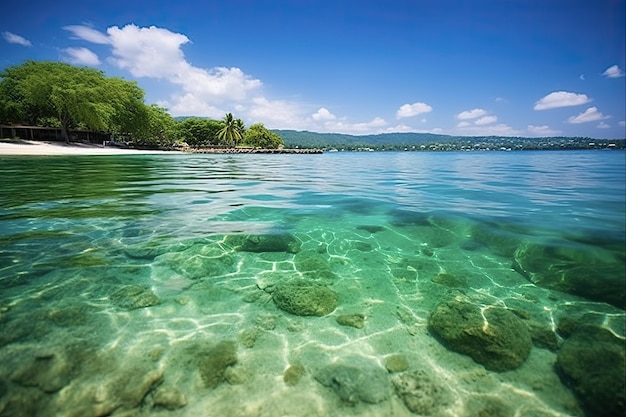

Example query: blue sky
[2,0,625,138]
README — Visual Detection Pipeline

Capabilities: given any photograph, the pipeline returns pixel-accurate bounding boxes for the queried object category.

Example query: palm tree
[217,112,244,147]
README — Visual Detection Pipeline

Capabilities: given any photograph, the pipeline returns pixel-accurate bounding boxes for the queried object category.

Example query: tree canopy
[0,60,147,142]
[242,123,284,149]
[0,60,285,149]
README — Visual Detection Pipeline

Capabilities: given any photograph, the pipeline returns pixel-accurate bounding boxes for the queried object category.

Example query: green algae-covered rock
[226,233,301,253]
[392,369,452,414]
[428,297,532,371]
[513,240,625,309]
[198,341,237,389]
[315,359,390,404]
[272,280,337,316]
[110,285,160,310]
[556,326,625,417]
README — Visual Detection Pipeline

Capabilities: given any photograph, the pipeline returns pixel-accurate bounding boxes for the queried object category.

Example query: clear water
[0,150,624,416]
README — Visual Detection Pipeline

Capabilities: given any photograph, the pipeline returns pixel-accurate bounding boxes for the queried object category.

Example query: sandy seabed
[0,140,178,156]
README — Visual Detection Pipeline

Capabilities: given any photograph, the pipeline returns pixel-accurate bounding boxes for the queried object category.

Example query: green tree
[242,123,284,149]
[0,60,146,143]
[217,112,244,147]
[175,117,222,147]
[133,104,178,148]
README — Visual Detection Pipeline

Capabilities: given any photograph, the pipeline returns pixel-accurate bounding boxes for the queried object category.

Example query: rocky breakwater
[191,147,323,154]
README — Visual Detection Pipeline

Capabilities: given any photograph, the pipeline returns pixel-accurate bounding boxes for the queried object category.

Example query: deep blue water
[0,150,624,417]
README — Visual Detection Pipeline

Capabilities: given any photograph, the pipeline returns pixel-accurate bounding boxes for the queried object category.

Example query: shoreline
[0,140,179,156]
[0,140,323,156]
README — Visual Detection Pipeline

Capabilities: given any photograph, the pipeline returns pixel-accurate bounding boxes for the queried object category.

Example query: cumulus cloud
[63,25,111,44]
[246,97,306,127]
[454,123,520,136]
[62,47,101,66]
[527,125,562,136]
[456,108,488,120]
[312,107,336,121]
[474,115,497,125]
[567,107,609,124]
[2,31,31,46]
[63,24,262,116]
[396,102,432,119]
[596,122,610,129]
[323,117,387,134]
[602,65,625,78]
[457,121,471,128]
[534,91,591,110]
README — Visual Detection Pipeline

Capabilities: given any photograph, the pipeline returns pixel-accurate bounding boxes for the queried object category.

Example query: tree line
[0,60,284,149]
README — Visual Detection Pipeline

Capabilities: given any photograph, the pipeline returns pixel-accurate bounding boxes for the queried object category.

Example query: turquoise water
[0,150,624,416]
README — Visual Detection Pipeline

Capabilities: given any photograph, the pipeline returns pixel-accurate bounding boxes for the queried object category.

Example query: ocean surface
[0,150,624,417]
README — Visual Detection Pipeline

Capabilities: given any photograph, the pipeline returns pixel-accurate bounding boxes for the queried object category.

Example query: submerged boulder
[226,233,301,253]
[556,326,625,417]
[428,297,532,371]
[513,240,625,309]
[110,285,160,310]
[315,359,390,405]
[392,369,452,415]
[198,341,237,389]
[272,280,337,316]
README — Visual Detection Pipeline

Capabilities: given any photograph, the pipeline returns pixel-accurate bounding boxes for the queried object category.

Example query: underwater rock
[153,386,187,410]
[471,222,522,257]
[336,313,365,329]
[283,362,305,386]
[356,224,385,233]
[110,285,160,310]
[162,244,235,279]
[428,297,532,371]
[315,359,391,405]
[10,350,74,393]
[384,354,409,373]
[294,251,337,282]
[556,325,625,417]
[392,369,452,415]
[513,240,625,309]
[272,280,337,317]
[226,233,301,253]
[198,341,237,389]
[432,272,467,288]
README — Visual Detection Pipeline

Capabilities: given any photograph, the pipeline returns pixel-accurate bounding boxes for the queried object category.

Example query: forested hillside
[273,129,624,151]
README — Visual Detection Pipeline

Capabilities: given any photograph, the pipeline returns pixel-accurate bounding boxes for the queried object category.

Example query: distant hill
[271,129,624,151]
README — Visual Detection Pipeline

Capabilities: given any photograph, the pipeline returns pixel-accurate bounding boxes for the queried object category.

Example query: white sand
[0,140,180,156]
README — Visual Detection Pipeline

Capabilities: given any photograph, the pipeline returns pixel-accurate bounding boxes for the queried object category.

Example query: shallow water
[0,150,624,416]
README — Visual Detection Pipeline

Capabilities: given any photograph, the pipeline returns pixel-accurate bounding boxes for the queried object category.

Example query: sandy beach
[0,140,178,156]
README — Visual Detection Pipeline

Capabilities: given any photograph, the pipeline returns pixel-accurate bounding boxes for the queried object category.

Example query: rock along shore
[189,147,323,154]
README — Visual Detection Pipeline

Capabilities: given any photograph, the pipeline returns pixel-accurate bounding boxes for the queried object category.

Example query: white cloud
[534,91,591,110]
[579,74,585,81]
[62,47,101,66]
[454,123,520,136]
[323,117,387,134]
[457,108,488,120]
[597,122,611,129]
[457,121,471,128]
[474,115,497,125]
[619,121,626,127]
[246,97,306,128]
[65,24,263,117]
[495,97,506,103]
[567,107,609,124]
[396,102,432,118]
[2,31,31,46]
[312,107,336,121]
[602,65,625,78]
[527,125,562,136]
[63,25,111,44]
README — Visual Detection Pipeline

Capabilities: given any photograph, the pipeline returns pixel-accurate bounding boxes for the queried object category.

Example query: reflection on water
[0,151,624,417]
